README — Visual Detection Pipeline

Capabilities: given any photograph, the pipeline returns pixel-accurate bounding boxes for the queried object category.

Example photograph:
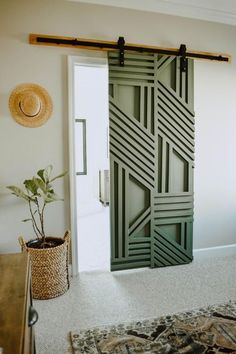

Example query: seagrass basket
[18,231,70,300]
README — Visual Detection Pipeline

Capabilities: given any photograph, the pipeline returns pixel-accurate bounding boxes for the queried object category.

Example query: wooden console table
[0,253,38,354]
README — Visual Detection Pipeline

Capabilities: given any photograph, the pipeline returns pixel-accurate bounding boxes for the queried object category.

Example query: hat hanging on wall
[9,83,53,127]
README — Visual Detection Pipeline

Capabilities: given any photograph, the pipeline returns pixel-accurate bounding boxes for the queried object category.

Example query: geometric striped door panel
[152,57,194,267]
[109,52,194,271]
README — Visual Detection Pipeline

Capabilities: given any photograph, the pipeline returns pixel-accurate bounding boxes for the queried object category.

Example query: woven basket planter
[19,231,70,300]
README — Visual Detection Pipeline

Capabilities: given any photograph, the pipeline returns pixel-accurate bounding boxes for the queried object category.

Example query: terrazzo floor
[34,255,236,354]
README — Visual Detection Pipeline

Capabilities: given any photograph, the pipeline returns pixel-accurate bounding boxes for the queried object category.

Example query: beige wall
[1,0,236,253]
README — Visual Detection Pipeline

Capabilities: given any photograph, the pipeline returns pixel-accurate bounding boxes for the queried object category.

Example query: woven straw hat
[9,83,53,127]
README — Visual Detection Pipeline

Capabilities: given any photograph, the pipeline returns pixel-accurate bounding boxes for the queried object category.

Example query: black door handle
[28,306,38,327]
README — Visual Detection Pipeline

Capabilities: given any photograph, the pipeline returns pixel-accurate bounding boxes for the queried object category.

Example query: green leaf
[33,177,47,194]
[22,218,32,222]
[24,179,38,195]
[45,191,63,203]
[43,165,53,183]
[37,169,45,182]
[6,186,31,202]
[50,171,68,182]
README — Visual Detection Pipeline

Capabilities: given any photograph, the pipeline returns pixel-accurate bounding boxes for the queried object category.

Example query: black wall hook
[179,44,187,73]
[118,36,125,66]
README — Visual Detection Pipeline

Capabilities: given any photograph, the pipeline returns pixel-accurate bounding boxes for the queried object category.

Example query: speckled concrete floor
[34,255,236,354]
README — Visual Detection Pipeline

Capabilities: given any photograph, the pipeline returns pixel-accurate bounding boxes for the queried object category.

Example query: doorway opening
[72,56,110,272]
[69,52,194,275]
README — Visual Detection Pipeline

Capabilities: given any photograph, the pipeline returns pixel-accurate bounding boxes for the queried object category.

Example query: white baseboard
[193,244,236,260]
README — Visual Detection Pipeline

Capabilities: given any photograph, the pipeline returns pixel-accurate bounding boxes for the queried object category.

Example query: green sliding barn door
[109,52,194,271]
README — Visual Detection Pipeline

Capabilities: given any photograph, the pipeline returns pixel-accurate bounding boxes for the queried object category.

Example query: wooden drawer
[0,253,38,354]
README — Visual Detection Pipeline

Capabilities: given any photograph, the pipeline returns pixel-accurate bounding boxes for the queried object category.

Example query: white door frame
[68,53,108,276]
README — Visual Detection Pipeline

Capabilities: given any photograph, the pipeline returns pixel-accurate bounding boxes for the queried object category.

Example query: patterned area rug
[70,301,236,353]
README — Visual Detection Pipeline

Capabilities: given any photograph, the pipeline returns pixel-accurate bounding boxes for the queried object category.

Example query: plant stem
[35,198,46,243]
[41,202,46,242]
[28,200,42,238]
[31,219,40,239]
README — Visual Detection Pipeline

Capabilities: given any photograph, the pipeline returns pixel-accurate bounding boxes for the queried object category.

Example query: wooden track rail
[29,34,231,63]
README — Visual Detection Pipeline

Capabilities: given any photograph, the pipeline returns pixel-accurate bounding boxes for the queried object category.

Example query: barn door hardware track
[29,34,231,63]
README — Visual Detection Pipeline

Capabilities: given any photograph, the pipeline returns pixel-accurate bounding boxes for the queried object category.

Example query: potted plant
[7,165,70,300]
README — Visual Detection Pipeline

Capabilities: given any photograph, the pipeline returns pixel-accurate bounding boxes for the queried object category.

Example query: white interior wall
[74,65,109,210]
[1,0,236,254]
[74,63,110,271]
[194,60,236,248]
